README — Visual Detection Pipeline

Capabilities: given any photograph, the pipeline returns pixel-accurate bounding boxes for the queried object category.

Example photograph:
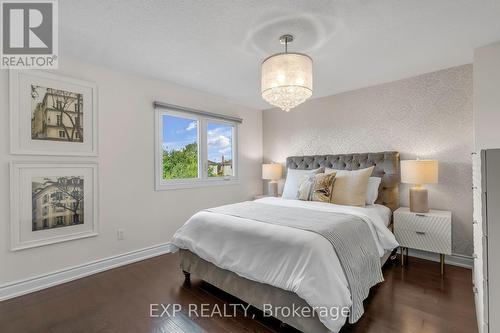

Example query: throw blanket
[206,201,384,323]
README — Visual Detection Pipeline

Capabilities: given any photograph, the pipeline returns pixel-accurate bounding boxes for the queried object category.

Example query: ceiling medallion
[261,34,313,111]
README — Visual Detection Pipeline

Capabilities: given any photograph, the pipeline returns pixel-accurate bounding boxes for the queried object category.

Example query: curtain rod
[153,102,243,124]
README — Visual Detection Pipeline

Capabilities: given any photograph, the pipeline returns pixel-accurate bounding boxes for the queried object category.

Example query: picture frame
[10,162,99,251]
[9,70,98,156]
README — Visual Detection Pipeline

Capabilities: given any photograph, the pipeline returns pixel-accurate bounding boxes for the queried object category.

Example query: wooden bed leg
[182,270,191,287]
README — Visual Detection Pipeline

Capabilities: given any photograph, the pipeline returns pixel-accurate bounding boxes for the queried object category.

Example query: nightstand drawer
[395,228,451,254]
[394,212,450,236]
[394,208,452,255]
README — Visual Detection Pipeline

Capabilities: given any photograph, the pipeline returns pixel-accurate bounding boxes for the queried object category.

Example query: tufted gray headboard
[286,151,400,211]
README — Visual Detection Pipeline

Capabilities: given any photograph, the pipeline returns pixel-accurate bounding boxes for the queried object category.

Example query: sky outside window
[162,114,198,152]
[207,123,233,163]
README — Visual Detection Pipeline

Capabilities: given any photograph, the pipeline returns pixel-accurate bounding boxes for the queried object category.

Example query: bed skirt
[179,249,393,333]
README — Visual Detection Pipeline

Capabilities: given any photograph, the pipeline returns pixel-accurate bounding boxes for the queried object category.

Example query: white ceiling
[60,0,500,109]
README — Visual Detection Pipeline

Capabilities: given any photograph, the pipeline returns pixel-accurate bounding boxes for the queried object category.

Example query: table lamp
[401,159,438,213]
[262,163,282,196]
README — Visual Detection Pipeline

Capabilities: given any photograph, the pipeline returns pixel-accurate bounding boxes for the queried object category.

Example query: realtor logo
[1,0,58,68]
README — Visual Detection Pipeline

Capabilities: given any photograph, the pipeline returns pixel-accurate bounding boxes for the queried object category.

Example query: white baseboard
[407,248,473,269]
[0,243,471,302]
[0,242,176,302]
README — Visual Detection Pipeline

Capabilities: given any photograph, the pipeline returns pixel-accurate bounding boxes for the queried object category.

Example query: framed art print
[10,162,99,251]
[10,70,98,156]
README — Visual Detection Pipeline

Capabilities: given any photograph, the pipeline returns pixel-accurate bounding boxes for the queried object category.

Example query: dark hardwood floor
[0,253,477,333]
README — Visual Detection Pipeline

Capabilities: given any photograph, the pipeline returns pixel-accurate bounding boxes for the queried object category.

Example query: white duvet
[170,197,398,332]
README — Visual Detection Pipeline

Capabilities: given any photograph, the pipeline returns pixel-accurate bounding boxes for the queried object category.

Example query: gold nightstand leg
[440,254,445,275]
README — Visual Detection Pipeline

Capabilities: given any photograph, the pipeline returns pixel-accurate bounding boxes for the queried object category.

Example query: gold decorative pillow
[298,172,336,203]
[327,166,374,206]
[311,172,336,202]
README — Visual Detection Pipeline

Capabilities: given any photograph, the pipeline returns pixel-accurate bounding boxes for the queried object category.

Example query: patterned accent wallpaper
[263,64,473,256]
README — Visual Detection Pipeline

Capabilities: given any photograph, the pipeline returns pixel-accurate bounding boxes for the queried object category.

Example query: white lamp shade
[262,163,282,180]
[261,53,313,111]
[401,160,438,185]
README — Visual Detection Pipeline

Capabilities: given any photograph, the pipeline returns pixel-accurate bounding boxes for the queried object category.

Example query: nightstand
[394,207,452,274]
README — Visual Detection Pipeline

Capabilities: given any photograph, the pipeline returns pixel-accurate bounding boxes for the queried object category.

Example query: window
[59,130,66,138]
[207,122,234,177]
[56,115,62,126]
[55,216,65,225]
[53,191,63,200]
[155,106,239,190]
[162,114,199,180]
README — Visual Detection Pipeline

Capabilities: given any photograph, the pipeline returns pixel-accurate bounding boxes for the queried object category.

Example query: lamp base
[409,187,429,213]
[268,181,278,197]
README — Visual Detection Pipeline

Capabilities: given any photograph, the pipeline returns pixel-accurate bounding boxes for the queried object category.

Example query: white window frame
[155,107,239,190]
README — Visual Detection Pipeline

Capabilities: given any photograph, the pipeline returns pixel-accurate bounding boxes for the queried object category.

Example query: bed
[171,151,400,333]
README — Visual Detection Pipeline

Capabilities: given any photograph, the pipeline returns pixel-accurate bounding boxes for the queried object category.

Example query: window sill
[155,178,240,191]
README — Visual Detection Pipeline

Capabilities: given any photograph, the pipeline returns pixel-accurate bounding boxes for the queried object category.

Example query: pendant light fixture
[261,34,313,111]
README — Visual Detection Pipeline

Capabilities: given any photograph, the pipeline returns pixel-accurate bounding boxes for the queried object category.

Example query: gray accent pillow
[282,168,322,199]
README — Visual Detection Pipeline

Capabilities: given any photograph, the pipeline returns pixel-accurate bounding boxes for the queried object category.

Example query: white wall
[263,65,473,256]
[474,41,500,150]
[0,57,263,284]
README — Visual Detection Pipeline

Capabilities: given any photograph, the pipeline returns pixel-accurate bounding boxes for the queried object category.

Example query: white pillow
[365,177,382,205]
[282,168,322,199]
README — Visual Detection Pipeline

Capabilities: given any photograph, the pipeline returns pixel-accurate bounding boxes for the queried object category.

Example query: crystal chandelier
[261,34,313,111]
